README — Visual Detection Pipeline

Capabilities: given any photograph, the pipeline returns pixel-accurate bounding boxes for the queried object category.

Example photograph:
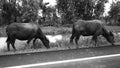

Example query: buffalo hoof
[13,49,17,52]
[112,43,115,46]
[68,46,71,49]
[70,42,74,45]
[76,46,79,49]
[46,47,50,49]
[5,50,10,52]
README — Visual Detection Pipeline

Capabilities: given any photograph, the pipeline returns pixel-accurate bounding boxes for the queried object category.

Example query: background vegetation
[0,0,120,26]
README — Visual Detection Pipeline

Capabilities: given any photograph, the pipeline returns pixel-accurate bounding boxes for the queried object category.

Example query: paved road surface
[1,45,120,68]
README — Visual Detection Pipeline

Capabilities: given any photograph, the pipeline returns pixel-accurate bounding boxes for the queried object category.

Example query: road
[1,45,120,68]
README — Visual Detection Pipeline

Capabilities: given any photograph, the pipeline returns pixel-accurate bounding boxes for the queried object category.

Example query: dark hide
[70,20,115,48]
[6,23,50,51]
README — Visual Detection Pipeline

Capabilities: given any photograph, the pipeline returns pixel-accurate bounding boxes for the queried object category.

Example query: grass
[0,25,120,56]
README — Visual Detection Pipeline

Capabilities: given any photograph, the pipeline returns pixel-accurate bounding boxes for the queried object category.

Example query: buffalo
[6,23,50,51]
[70,19,115,48]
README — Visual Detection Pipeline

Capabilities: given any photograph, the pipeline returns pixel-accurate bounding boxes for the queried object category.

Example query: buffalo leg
[27,38,33,44]
[7,42,11,51]
[70,30,76,44]
[26,38,33,48]
[75,34,80,48]
[6,40,11,51]
[6,37,11,51]
[70,34,75,44]
[92,28,102,47]
[11,39,16,51]
[69,32,76,49]
[33,38,37,48]
[92,36,98,47]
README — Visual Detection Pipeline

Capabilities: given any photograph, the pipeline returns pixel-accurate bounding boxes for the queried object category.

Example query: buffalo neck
[102,27,110,40]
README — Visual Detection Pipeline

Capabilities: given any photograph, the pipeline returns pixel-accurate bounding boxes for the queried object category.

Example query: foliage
[108,1,120,25]
[57,0,107,24]
[0,0,56,25]
[18,0,40,22]
[94,0,107,19]
[109,1,120,18]
[1,0,20,25]
[0,0,108,26]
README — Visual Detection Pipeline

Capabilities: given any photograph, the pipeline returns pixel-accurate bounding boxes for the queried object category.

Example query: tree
[108,1,120,25]
[94,0,107,19]
[1,0,20,25]
[0,0,49,24]
[57,0,107,24]
[0,0,108,26]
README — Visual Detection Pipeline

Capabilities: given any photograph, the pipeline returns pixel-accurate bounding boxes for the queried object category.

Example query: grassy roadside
[1,34,120,56]
[0,26,120,56]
